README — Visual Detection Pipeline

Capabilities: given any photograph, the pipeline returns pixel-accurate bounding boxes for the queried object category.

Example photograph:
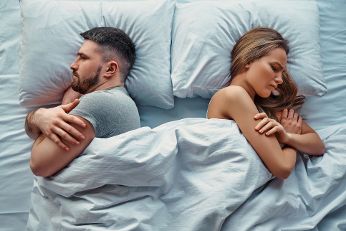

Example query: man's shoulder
[79,87,138,114]
[81,87,130,102]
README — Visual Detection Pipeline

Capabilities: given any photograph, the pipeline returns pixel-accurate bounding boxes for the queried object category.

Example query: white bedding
[0,0,346,230]
[27,119,271,230]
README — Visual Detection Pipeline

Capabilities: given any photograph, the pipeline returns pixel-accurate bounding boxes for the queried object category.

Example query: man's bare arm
[25,109,42,140]
[30,116,95,177]
[25,99,86,150]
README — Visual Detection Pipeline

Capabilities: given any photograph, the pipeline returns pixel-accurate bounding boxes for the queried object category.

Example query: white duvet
[26,118,272,231]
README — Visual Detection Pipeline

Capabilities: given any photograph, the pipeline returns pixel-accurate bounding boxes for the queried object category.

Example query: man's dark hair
[80,27,136,82]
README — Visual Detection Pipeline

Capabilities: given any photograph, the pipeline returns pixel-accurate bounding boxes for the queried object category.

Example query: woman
[207,28,325,179]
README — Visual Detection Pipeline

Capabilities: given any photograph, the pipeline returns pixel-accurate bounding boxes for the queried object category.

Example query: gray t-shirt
[70,86,140,138]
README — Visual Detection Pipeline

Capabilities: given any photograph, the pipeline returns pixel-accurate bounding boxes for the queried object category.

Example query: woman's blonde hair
[231,27,304,119]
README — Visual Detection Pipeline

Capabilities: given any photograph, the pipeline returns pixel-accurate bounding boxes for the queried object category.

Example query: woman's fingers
[254,112,267,120]
[255,117,270,131]
[282,108,288,118]
[265,126,279,136]
[258,121,275,134]
[275,111,282,122]
[288,109,295,119]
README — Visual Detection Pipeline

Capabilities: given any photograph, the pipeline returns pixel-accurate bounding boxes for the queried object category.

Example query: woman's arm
[256,109,325,155]
[283,120,325,155]
[207,86,297,179]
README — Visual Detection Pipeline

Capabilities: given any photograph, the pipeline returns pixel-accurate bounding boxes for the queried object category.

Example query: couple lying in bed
[25,26,325,180]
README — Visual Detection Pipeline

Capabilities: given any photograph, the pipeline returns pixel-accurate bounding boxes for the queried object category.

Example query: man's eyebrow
[77,52,89,58]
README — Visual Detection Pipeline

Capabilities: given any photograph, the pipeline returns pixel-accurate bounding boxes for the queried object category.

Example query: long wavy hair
[230,27,305,119]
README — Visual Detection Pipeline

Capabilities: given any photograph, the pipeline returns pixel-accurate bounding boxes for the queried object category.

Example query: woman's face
[246,48,287,98]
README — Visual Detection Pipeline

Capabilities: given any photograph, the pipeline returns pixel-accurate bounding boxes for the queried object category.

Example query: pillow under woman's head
[171,0,326,98]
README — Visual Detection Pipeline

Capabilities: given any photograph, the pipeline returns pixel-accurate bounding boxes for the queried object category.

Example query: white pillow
[19,0,174,109]
[171,0,326,98]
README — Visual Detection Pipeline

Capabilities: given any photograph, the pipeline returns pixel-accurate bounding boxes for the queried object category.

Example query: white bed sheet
[0,0,345,230]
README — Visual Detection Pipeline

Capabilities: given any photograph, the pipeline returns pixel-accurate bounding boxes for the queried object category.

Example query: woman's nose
[275,75,283,84]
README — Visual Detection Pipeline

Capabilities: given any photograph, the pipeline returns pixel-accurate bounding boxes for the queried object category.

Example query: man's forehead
[78,40,101,53]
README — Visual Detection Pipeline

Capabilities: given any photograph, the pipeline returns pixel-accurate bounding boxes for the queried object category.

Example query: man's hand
[27,99,86,151]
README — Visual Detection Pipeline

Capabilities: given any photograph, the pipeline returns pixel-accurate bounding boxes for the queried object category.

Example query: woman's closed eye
[270,63,284,73]
[270,64,280,72]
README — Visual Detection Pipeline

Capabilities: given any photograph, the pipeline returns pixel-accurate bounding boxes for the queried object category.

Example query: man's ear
[104,60,119,78]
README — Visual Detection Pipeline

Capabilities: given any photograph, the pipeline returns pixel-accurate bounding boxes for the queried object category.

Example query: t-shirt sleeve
[69,93,102,136]
[68,89,140,138]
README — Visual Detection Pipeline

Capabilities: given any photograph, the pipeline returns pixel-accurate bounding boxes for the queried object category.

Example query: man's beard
[71,66,102,94]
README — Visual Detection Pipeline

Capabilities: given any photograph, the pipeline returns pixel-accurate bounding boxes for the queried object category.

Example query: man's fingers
[53,126,81,145]
[49,133,69,151]
[61,99,80,113]
[64,114,86,129]
[293,112,299,121]
[58,120,85,140]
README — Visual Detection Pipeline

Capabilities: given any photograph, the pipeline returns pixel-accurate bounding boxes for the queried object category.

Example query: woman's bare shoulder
[208,86,254,119]
[213,85,251,103]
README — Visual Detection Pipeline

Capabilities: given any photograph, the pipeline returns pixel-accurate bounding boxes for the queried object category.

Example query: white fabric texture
[223,124,346,230]
[171,0,326,98]
[1,0,346,230]
[19,0,174,109]
[26,118,272,230]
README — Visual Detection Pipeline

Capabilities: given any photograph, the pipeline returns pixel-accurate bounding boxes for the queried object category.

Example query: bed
[0,0,345,230]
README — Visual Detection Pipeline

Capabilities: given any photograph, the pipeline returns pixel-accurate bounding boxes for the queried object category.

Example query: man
[25,27,141,177]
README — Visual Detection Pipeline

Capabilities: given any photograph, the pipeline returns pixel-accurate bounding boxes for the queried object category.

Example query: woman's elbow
[272,164,293,180]
[310,143,326,156]
[316,143,326,156]
[274,170,291,180]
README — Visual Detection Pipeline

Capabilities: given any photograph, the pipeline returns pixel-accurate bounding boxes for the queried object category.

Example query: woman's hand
[254,112,289,144]
[276,109,302,135]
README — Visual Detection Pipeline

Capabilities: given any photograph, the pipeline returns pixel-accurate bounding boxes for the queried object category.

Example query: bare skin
[26,99,86,151]
[26,39,124,177]
[207,48,324,179]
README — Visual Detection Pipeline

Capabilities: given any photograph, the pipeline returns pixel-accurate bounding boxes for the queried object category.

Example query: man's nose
[70,60,78,71]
